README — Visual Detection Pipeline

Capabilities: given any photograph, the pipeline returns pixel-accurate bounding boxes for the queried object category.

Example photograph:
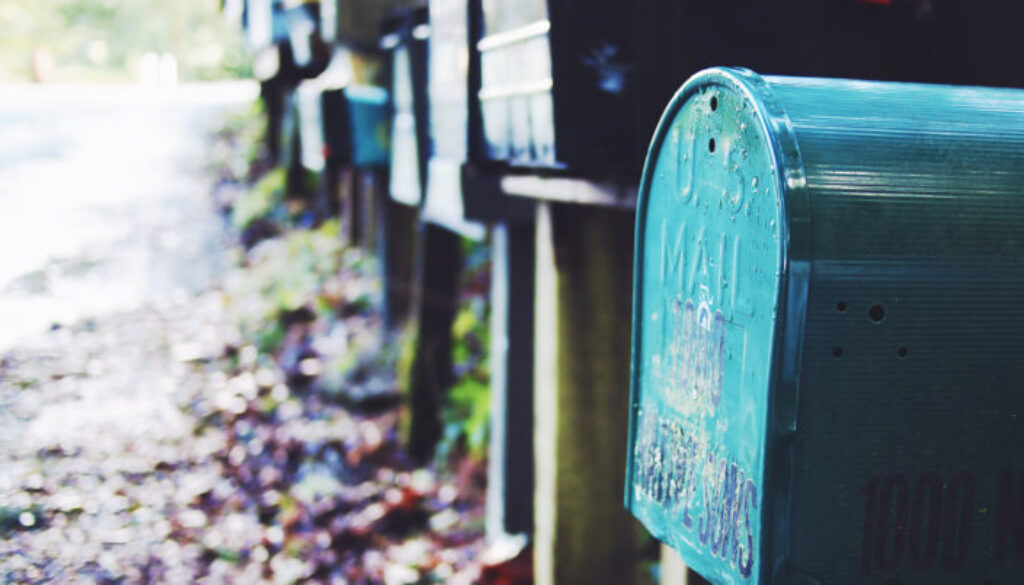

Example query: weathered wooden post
[497,176,646,585]
[484,219,536,539]
[377,196,418,332]
[459,0,541,540]
[474,0,662,578]
[406,221,464,462]
[405,0,486,463]
[378,8,430,331]
[407,0,538,519]
[661,545,710,585]
[319,86,352,220]
[531,197,641,585]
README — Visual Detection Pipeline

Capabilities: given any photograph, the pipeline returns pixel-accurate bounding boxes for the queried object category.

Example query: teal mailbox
[344,85,390,169]
[626,68,1024,585]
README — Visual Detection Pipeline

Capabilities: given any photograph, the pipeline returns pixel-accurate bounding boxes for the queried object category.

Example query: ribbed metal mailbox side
[627,68,1024,585]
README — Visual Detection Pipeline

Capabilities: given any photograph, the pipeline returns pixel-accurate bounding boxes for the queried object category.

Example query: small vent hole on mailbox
[833,347,844,358]
[710,96,718,111]
[709,138,716,153]
[868,304,886,323]
[897,347,908,359]
[836,301,848,313]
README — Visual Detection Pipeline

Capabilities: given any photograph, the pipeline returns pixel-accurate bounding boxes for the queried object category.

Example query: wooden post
[486,221,536,540]
[338,167,360,247]
[260,80,285,165]
[320,165,340,221]
[407,222,462,463]
[359,170,379,251]
[660,545,711,585]
[661,545,689,585]
[533,201,642,585]
[378,185,418,332]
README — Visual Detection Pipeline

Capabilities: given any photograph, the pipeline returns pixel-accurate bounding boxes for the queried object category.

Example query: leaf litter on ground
[0,126,492,585]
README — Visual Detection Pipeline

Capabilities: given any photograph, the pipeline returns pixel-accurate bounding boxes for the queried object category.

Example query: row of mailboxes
[290,0,532,235]
[474,0,1024,183]
[476,0,634,178]
[293,81,391,174]
[287,0,1024,228]
[242,0,290,51]
[319,0,421,51]
[264,0,1024,217]
[288,39,393,178]
[625,67,1024,585]
[242,0,330,82]
[378,0,530,239]
[241,2,1024,582]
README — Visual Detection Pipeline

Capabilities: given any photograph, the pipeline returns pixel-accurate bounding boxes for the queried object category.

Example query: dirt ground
[0,84,488,584]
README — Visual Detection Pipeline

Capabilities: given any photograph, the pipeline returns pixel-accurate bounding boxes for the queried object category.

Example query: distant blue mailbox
[344,85,390,169]
[318,84,391,172]
[626,68,1024,585]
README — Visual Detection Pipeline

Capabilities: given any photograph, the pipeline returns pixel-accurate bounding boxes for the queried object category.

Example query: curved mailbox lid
[627,67,793,585]
[628,67,1024,585]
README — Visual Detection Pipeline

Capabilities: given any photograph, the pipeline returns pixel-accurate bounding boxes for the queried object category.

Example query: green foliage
[445,377,490,456]
[226,220,345,351]
[209,100,268,182]
[319,350,360,396]
[256,322,286,355]
[439,243,492,460]
[232,168,285,231]
[213,547,243,564]
[395,326,417,392]
[0,0,250,82]
[393,324,418,443]
[451,299,488,370]
[292,167,321,200]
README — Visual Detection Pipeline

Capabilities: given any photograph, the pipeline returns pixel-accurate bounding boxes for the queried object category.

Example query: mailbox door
[421,0,486,239]
[628,75,786,584]
[389,45,423,206]
[245,0,273,49]
[271,1,290,44]
[428,0,470,163]
[477,0,556,166]
[319,0,337,43]
[285,2,319,69]
[320,88,352,167]
[344,85,390,169]
[296,82,325,173]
